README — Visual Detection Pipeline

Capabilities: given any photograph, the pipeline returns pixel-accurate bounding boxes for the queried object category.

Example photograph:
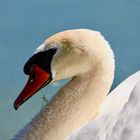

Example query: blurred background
[0,0,140,139]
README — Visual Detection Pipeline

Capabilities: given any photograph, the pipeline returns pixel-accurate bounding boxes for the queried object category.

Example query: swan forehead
[34,42,59,54]
[34,44,46,54]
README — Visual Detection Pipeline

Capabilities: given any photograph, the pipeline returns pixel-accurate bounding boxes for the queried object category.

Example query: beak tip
[14,107,18,110]
[14,101,19,110]
[14,105,19,110]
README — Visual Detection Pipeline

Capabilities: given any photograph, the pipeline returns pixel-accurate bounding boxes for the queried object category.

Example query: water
[0,0,140,139]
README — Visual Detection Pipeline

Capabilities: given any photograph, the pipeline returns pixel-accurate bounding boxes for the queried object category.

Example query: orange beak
[14,64,52,110]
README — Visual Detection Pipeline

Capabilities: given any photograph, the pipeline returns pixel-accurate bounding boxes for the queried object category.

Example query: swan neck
[14,66,113,140]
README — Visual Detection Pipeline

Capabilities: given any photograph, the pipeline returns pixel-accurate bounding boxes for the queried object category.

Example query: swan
[13,29,116,140]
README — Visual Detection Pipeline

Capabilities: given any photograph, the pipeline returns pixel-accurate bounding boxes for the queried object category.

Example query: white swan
[12,29,139,140]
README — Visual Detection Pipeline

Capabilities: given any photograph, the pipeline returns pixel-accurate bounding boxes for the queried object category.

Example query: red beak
[14,64,51,110]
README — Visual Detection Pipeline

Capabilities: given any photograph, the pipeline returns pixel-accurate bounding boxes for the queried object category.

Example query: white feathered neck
[13,29,115,140]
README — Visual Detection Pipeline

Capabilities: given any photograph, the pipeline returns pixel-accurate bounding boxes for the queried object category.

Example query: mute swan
[13,29,115,140]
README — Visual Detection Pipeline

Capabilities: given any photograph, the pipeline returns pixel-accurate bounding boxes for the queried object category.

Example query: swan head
[14,29,114,110]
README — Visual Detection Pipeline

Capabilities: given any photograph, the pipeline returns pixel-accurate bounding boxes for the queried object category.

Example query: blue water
[0,0,140,139]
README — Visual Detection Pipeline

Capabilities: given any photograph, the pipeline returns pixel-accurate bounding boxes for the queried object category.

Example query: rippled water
[0,0,140,139]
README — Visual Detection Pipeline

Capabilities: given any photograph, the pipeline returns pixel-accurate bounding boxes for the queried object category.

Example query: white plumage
[68,71,140,140]
[13,29,140,140]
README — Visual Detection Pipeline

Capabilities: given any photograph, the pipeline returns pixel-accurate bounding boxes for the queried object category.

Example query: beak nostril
[29,73,35,83]
[30,79,34,83]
